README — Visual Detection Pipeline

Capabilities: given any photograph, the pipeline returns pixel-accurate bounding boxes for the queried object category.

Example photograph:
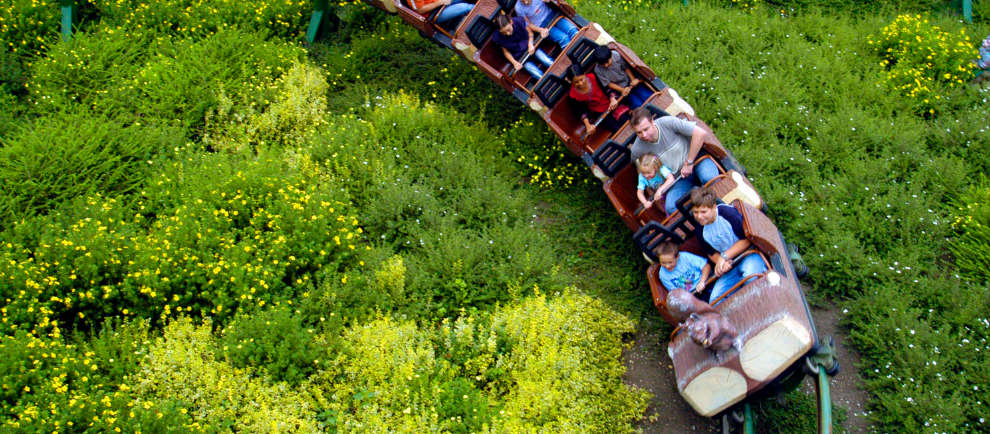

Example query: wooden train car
[359,0,823,419]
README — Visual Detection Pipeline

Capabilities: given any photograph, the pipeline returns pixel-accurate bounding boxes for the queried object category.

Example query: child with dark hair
[493,13,554,79]
[568,65,629,137]
[592,45,651,108]
[657,240,711,294]
[689,187,766,304]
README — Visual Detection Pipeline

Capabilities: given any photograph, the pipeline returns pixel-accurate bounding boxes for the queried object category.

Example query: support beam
[307,0,331,43]
[60,0,73,40]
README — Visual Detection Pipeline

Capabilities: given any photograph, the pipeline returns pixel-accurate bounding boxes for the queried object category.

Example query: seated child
[635,153,676,214]
[492,14,554,79]
[408,0,474,26]
[592,46,652,108]
[568,66,630,136]
[514,0,578,49]
[657,240,711,295]
[689,187,767,305]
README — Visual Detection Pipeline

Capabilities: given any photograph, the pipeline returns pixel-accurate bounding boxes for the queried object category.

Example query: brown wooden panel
[609,41,657,81]
[395,1,434,35]
[669,272,814,403]
[739,201,785,259]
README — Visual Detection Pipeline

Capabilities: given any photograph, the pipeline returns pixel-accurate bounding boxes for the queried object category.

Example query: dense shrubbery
[869,14,977,114]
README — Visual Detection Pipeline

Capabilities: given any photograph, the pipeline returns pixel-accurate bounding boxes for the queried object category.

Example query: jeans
[664,158,719,215]
[710,253,767,305]
[522,48,554,80]
[539,15,578,48]
[436,0,473,25]
[625,83,654,108]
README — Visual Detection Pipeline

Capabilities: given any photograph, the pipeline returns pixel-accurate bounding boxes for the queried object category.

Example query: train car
[355,0,836,425]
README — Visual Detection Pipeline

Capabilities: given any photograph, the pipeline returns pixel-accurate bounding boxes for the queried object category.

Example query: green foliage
[0,109,183,225]
[951,178,990,283]
[220,304,334,386]
[135,317,320,431]
[304,292,648,432]
[306,93,569,319]
[0,150,364,332]
[90,0,309,40]
[204,62,329,152]
[29,27,303,138]
[0,0,59,59]
[869,14,978,114]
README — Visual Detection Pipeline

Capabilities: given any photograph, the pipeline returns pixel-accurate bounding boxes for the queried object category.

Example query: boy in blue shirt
[657,241,711,294]
[514,0,578,49]
[689,187,767,304]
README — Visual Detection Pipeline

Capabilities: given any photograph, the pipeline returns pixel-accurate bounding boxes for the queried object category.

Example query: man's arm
[681,125,711,177]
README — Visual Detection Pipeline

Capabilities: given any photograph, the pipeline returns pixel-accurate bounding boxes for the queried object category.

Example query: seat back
[591,138,631,178]
[566,37,599,72]
[534,73,569,108]
[497,0,516,13]
[633,221,684,262]
[466,15,496,48]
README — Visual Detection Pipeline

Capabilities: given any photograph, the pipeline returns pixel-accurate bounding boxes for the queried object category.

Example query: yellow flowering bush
[0,0,60,59]
[133,317,320,431]
[868,14,977,115]
[0,150,365,334]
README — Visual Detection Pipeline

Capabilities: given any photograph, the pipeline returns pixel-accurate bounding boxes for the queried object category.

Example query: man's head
[689,187,719,226]
[630,107,658,143]
[593,46,612,67]
[657,241,680,271]
[496,14,513,35]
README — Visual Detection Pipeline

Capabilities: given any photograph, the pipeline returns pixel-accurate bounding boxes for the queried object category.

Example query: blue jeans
[625,83,654,108]
[664,158,719,215]
[710,254,767,305]
[539,15,578,48]
[436,0,472,25]
[522,48,554,80]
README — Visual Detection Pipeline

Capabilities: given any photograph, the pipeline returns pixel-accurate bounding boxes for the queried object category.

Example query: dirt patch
[623,301,874,433]
[623,315,719,433]
[804,302,874,433]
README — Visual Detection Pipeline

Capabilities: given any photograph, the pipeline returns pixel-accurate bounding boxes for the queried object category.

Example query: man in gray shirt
[592,46,652,108]
[629,107,719,215]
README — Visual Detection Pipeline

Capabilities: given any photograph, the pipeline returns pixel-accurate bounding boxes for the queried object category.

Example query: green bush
[869,13,978,114]
[220,304,334,385]
[951,178,990,283]
[29,27,303,138]
[0,149,364,332]
[90,0,309,40]
[0,0,59,59]
[0,109,183,225]
[134,317,320,431]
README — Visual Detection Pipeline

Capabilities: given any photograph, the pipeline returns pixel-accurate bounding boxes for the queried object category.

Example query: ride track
[320,0,842,431]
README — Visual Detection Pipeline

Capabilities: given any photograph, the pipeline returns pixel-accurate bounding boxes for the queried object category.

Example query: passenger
[975,35,990,84]
[689,187,766,305]
[514,0,578,49]
[592,46,651,108]
[656,240,711,295]
[568,67,630,136]
[408,0,474,26]
[629,106,719,215]
[635,153,676,215]
[492,14,554,79]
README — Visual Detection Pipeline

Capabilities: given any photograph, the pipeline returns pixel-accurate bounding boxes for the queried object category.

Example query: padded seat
[566,37,599,72]
[466,15,495,48]
[534,73,569,108]
[591,138,631,178]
